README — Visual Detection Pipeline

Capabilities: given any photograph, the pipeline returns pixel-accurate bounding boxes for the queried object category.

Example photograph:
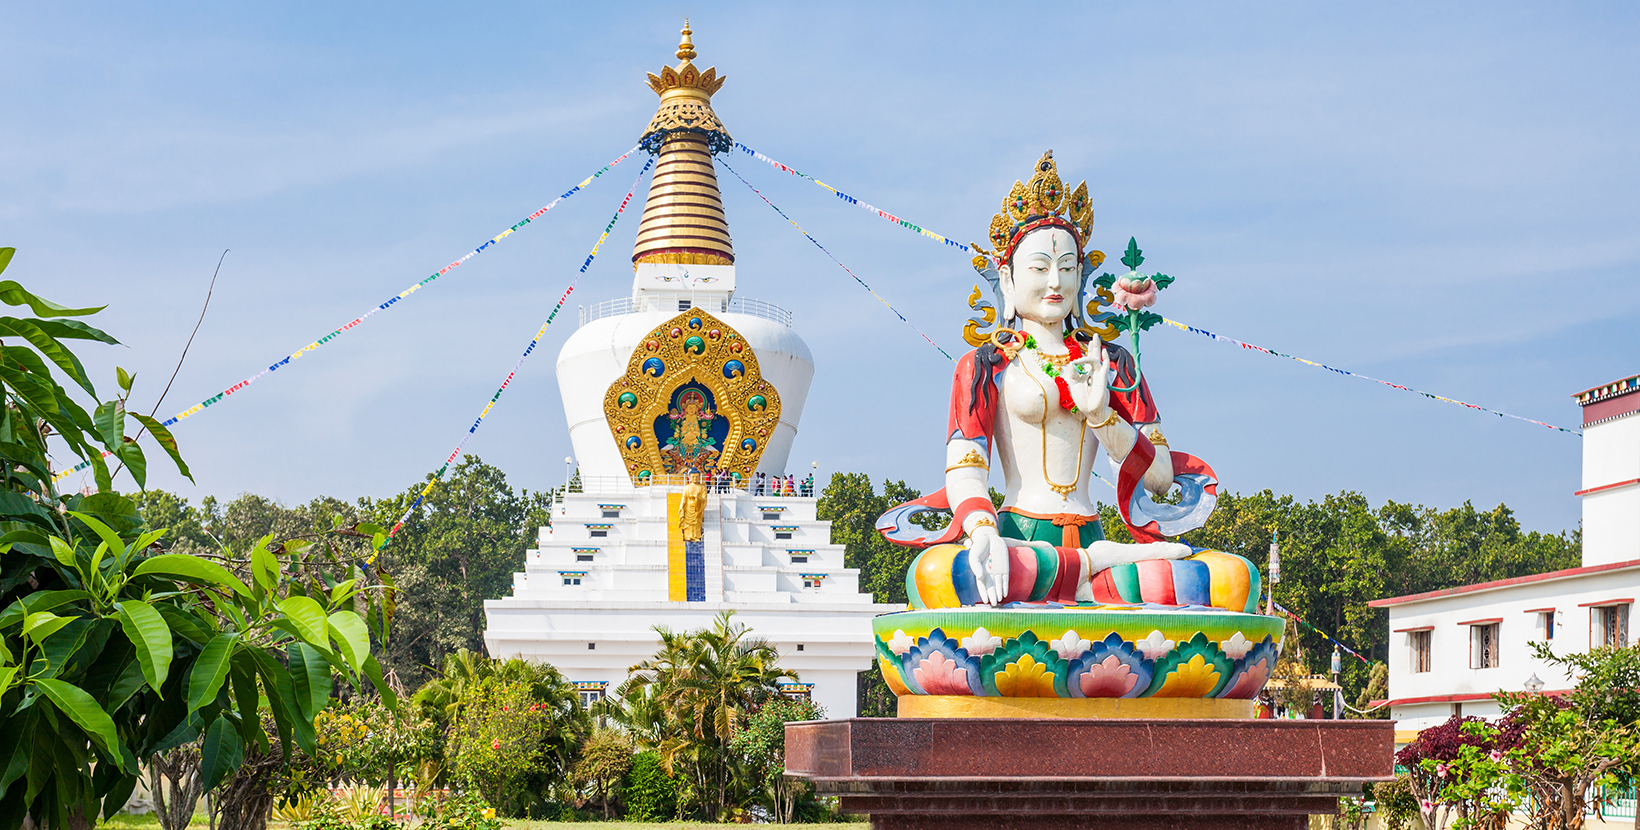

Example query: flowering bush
[449,679,560,817]
[427,791,502,830]
[1395,715,1523,830]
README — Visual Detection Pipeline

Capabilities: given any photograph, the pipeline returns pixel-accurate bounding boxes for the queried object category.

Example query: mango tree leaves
[129,413,191,483]
[132,553,252,599]
[33,679,129,773]
[114,599,172,694]
[278,596,329,650]
[187,634,236,713]
[328,610,369,676]
[0,277,103,318]
[0,317,95,396]
[199,716,243,790]
[288,642,332,721]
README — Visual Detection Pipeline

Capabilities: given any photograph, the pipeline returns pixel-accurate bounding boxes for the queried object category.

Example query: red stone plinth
[784,718,1394,830]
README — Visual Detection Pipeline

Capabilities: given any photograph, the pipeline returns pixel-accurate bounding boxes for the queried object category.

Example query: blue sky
[8,2,1636,533]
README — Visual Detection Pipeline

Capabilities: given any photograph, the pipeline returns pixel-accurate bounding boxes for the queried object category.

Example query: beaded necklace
[1022,333,1084,414]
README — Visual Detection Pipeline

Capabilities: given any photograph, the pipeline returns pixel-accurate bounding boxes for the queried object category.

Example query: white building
[482,25,899,719]
[1370,372,1640,737]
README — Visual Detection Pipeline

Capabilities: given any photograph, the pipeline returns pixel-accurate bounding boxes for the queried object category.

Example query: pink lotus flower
[913,653,974,696]
[1221,658,1272,700]
[1112,276,1157,311]
[1078,655,1139,698]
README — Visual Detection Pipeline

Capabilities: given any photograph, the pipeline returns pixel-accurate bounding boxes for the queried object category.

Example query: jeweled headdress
[964,151,1116,346]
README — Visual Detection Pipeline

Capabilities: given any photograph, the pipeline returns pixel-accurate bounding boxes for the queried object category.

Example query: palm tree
[622,611,794,820]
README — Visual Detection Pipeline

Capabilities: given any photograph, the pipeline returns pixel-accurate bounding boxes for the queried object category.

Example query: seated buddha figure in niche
[879,151,1240,610]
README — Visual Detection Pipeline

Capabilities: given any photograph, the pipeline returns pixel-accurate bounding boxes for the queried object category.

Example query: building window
[563,576,582,586]
[577,553,595,562]
[776,532,793,541]
[1539,611,1556,641]
[678,299,692,311]
[602,509,620,519]
[578,690,603,708]
[1410,630,1431,673]
[790,555,808,564]
[1470,623,1499,669]
[1594,604,1631,648]
[590,529,608,538]
[762,511,781,520]
[588,642,596,650]
[803,578,822,588]
[796,643,805,652]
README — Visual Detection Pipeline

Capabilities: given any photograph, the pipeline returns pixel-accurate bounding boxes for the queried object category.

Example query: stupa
[482,23,900,718]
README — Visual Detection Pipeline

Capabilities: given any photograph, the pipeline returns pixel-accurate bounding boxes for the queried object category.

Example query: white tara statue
[878,151,1226,609]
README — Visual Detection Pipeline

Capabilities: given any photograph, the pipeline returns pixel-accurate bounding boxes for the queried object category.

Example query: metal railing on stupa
[578,294,793,327]
[559,473,815,498]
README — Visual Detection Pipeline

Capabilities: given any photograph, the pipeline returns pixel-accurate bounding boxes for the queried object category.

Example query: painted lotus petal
[902,628,984,696]
[1218,636,1281,699]
[1220,656,1271,699]
[888,629,915,656]
[1136,629,1175,660]
[994,653,1057,697]
[1221,631,1252,660]
[1050,629,1091,661]
[913,652,975,696]
[960,626,1003,656]
[1078,654,1139,698]
[1145,632,1234,698]
[1067,632,1153,699]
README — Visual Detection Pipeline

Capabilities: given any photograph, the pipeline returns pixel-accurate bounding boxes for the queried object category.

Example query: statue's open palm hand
[968,526,1009,605]
[1065,345,1111,416]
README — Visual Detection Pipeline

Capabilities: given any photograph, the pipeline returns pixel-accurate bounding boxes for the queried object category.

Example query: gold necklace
[1018,357,1084,497]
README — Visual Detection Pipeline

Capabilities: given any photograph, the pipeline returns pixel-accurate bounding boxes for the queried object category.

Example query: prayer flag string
[736,142,1582,438]
[381,158,655,549]
[719,158,955,362]
[1270,599,1371,665]
[1158,319,1582,436]
[734,143,972,253]
[50,147,643,486]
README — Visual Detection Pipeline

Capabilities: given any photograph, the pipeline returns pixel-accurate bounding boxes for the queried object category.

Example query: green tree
[728,696,825,823]
[0,254,393,830]
[571,727,633,819]
[622,611,794,821]
[371,457,553,687]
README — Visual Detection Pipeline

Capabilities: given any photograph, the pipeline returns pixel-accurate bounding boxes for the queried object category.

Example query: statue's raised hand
[967,524,1009,605]
[1065,345,1112,418]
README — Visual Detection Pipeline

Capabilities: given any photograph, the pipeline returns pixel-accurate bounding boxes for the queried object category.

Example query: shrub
[428,792,501,830]
[622,752,677,821]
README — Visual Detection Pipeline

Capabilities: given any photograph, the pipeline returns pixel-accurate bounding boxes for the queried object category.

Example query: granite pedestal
[784,718,1394,829]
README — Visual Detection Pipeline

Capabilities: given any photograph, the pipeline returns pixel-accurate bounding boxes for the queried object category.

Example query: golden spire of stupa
[632,21,734,267]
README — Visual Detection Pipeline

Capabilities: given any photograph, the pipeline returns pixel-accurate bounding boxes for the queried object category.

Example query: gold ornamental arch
[603,308,782,485]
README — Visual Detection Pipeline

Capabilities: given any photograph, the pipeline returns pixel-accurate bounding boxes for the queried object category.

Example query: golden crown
[979,151,1093,263]
[645,22,727,98]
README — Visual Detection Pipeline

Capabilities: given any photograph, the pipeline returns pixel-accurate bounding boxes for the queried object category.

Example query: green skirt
[998,509,1106,548]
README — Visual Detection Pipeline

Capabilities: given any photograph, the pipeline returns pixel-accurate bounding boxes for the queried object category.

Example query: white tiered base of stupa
[483,485,901,718]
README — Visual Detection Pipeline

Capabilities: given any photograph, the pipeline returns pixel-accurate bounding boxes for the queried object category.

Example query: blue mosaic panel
[685,540,706,602]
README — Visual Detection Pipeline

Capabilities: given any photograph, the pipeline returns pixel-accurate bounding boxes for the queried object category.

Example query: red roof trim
[1577,598,1634,608]
[1368,558,1640,607]
[1522,607,1557,613]
[1384,690,1571,708]
[1393,625,1435,633]
[1574,478,1640,497]
[1456,617,1503,626]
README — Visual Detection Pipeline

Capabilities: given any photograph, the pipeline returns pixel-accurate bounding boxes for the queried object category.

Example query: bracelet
[1088,409,1120,429]
[945,449,990,472]
[1147,429,1169,447]
[968,518,997,531]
